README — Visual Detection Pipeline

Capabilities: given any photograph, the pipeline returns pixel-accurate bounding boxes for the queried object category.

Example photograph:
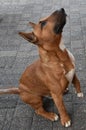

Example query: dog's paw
[54,114,59,121]
[47,113,59,122]
[64,87,69,94]
[77,92,84,97]
[61,116,71,127]
[65,120,71,127]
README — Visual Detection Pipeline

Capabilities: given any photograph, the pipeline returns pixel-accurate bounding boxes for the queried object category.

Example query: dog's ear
[19,32,37,43]
[29,22,36,28]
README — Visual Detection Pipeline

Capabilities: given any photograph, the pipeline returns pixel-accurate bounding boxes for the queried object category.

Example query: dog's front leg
[72,74,83,97]
[50,85,71,127]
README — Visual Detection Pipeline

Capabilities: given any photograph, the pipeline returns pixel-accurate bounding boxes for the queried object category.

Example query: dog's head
[19,8,67,50]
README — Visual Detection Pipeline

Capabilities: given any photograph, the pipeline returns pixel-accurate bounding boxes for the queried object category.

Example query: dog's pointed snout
[60,8,65,13]
[59,8,67,16]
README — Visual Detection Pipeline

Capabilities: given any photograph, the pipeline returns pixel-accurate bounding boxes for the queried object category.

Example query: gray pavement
[0,0,86,130]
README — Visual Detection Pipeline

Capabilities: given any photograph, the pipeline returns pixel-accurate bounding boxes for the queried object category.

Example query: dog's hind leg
[20,92,58,121]
[72,74,83,97]
[36,105,59,121]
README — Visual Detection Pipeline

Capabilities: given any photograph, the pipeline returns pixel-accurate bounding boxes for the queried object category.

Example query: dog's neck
[38,37,67,62]
[56,38,75,71]
[38,37,74,71]
[38,46,59,64]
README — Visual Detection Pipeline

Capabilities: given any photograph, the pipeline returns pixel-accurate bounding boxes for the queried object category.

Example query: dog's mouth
[53,8,67,34]
[54,21,66,34]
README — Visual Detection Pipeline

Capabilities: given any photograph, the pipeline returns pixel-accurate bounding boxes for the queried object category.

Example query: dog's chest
[65,50,75,82]
[59,39,75,82]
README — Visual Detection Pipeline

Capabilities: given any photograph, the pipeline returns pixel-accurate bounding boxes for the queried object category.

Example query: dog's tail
[0,87,20,95]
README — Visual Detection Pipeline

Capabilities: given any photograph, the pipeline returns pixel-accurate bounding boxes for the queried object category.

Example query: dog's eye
[39,21,46,29]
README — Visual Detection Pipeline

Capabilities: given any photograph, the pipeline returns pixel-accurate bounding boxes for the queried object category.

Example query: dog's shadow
[43,97,54,112]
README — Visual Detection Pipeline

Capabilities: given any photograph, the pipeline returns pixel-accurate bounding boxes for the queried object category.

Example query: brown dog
[0,8,83,127]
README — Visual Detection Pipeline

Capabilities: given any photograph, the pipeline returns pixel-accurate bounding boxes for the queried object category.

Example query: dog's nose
[60,8,65,13]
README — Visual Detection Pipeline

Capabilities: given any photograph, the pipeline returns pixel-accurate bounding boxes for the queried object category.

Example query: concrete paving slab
[0,0,86,130]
